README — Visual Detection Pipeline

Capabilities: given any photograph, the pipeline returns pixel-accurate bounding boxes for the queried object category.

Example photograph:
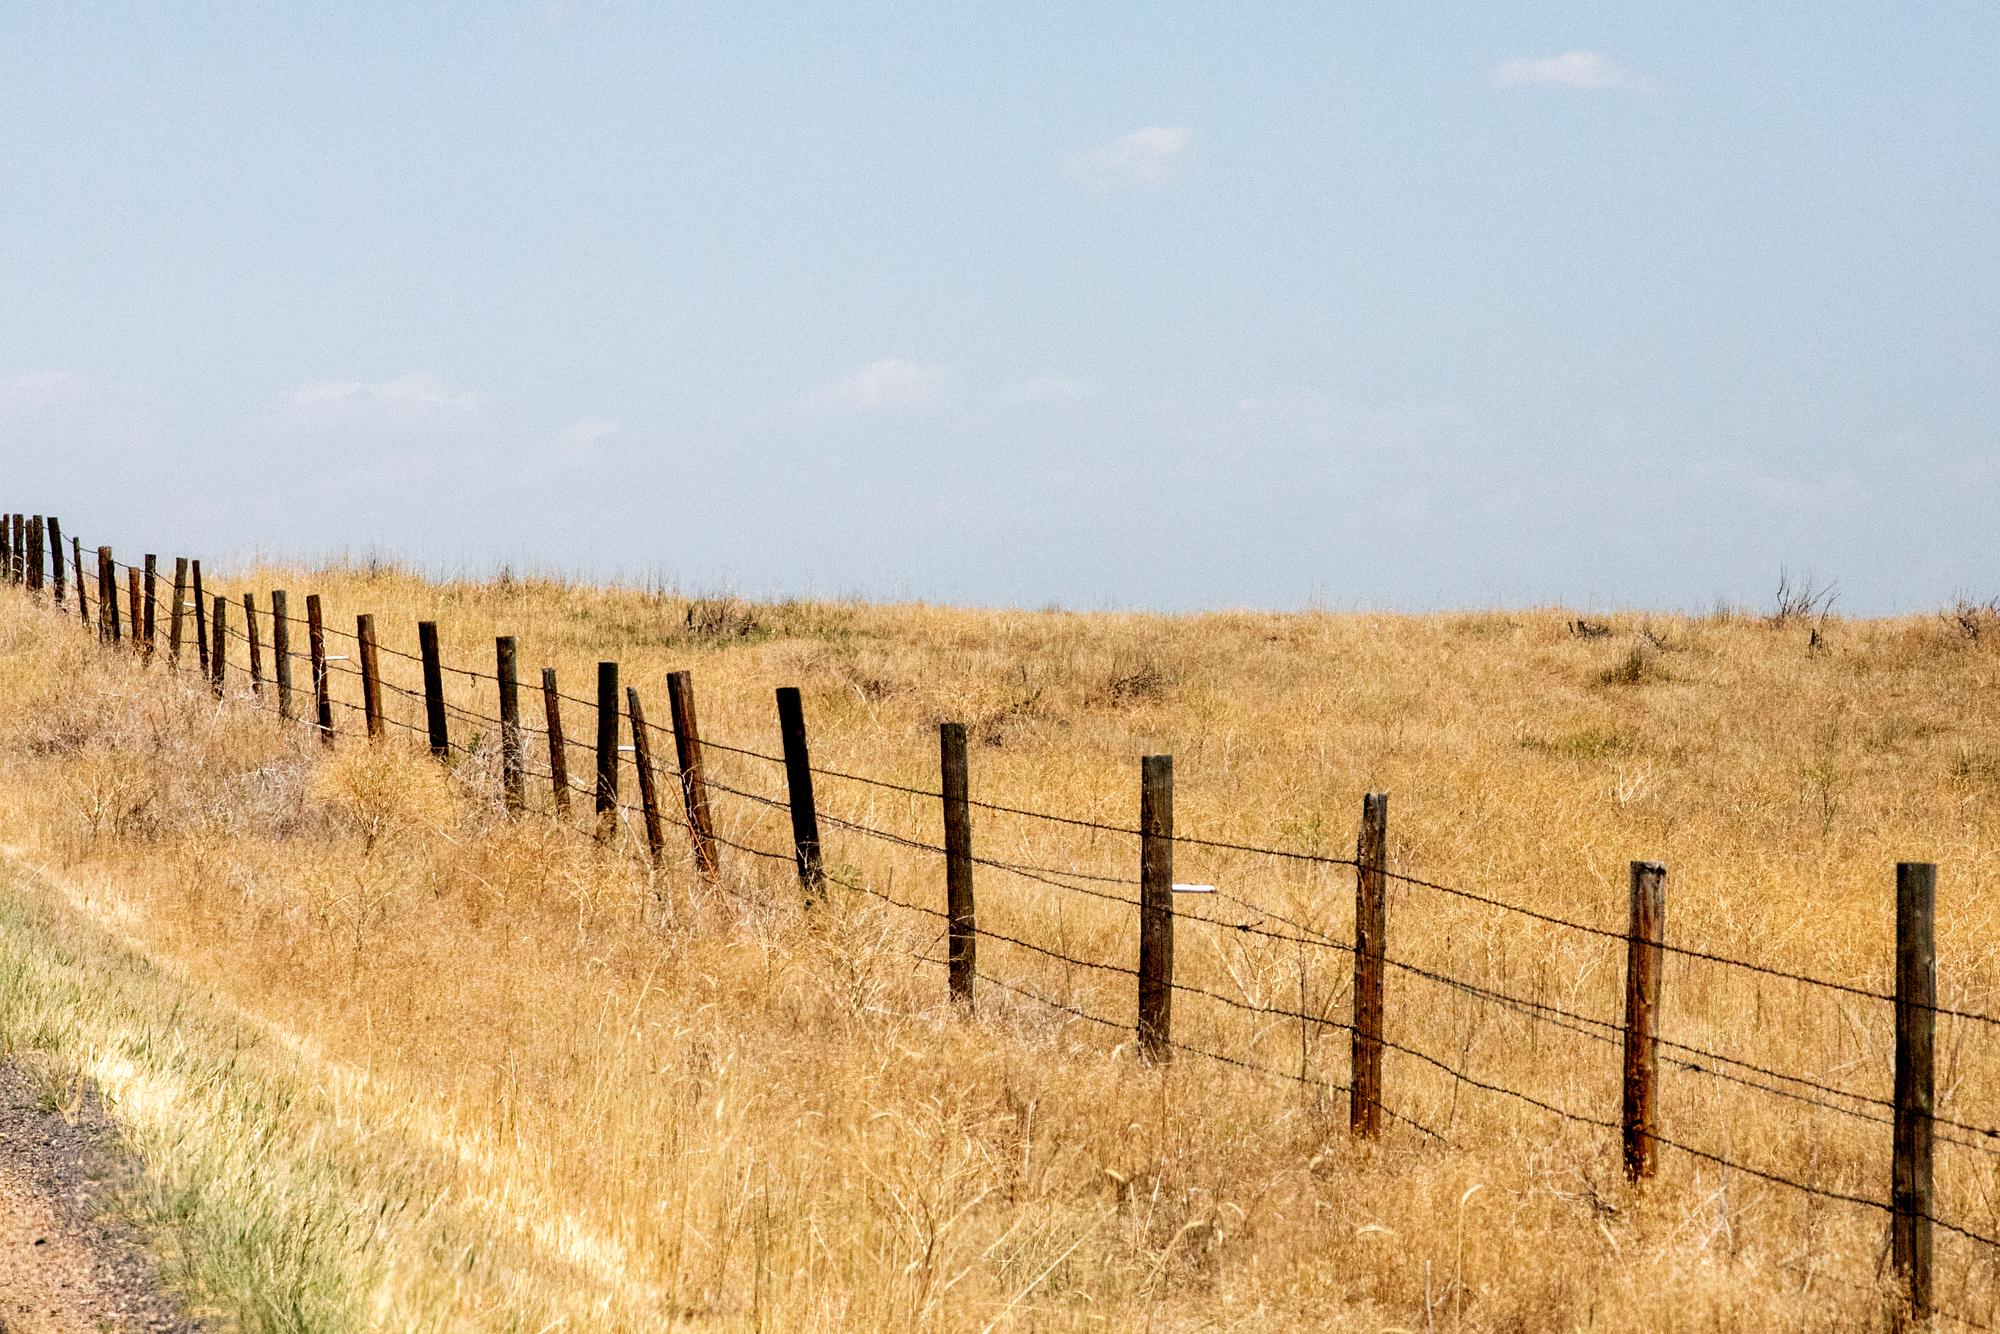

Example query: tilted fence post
[940,721,974,1009]
[307,594,334,744]
[1623,861,1665,1181]
[46,517,63,603]
[1351,792,1388,1138]
[775,686,824,902]
[243,593,263,696]
[542,668,570,814]
[496,637,523,813]
[356,614,383,739]
[72,537,88,626]
[627,687,667,865]
[191,559,208,669]
[1892,861,1936,1323]
[666,671,719,879]
[418,620,449,759]
[1137,754,1174,1062]
[594,661,620,843]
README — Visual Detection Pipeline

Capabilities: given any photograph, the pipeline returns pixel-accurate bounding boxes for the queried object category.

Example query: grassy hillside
[3,566,1999,1329]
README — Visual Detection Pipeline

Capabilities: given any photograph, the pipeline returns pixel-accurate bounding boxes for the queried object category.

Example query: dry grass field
[4,559,2000,1330]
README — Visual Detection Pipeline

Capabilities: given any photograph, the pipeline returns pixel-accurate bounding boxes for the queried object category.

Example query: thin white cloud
[1063,127,1191,192]
[1493,51,1651,92]
[563,416,623,447]
[284,372,485,417]
[0,369,90,410]
[810,358,947,413]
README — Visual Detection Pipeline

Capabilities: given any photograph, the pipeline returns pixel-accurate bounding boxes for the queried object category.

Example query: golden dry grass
[5,565,2000,1330]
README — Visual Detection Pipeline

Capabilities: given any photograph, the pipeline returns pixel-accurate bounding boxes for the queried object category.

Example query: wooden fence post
[142,555,157,656]
[1138,754,1174,1062]
[496,638,523,813]
[46,517,62,603]
[665,671,719,880]
[542,668,570,813]
[24,517,42,594]
[627,687,667,865]
[418,621,449,759]
[8,515,20,582]
[1623,861,1666,1181]
[1893,861,1936,1323]
[97,548,118,641]
[167,559,188,668]
[307,594,334,744]
[1,515,12,583]
[243,593,263,696]
[271,591,293,719]
[126,567,141,653]
[1351,792,1388,1138]
[209,595,227,697]
[774,686,824,901]
[72,537,87,626]
[594,661,620,842]
[191,560,208,670]
[940,721,975,1008]
[356,614,383,739]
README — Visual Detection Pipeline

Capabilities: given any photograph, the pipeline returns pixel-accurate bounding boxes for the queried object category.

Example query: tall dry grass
[4,567,2000,1329]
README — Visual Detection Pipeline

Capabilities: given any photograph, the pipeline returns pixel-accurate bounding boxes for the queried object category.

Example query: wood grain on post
[1892,861,1936,1323]
[142,555,157,656]
[72,537,88,625]
[126,567,141,652]
[271,590,293,720]
[542,668,570,814]
[97,548,118,641]
[775,686,824,901]
[243,593,263,696]
[1351,792,1388,1138]
[496,638,523,813]
[1622,861,1666,1181]
[418,621,449,760]
[191,560,208,671]
[24,517,42,594]
[1138,754,1174,1062]
[356,614,383,740]
[594,661,620,842]
[167,559,188,668]
[627,687,667,865]
[665,671,719,879]
[307,594,334,744]
[45,517,62,603]
[209,595,227,697]
[940,721,975,1008]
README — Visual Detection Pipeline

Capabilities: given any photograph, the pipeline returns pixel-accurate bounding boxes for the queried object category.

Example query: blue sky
[3,4,1994,612]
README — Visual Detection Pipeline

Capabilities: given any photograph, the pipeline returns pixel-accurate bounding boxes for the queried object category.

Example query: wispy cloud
[1493,51,1651,92]
[810,358,947,413]
[1063,127,1191,192]
[0,369,90,410]
[284,372,485,417]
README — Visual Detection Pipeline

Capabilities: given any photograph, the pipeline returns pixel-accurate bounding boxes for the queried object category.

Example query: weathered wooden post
[97,548,119,642]
[940,721,975,1008]
[191,559,208,670]
[1351,792,1388,1138]
[1623,861,1665,1181]
[543,668,570,813]
[496,637,524,813]
[1138,754,1174,1061]
[126,567,141,652]
[627,687,667,865]
[307,594,334,744]
[242,593,263,696]
[775,686,824,901]
[356,614,383,739]
[271,590,294,719]
[1892,861,1936,1323]
[72,537,88,625]
[209,595,227,697]
[167,559,188,667]
[418,621,449,759]
[594,662,620,842]
[666,671,719,879]
[142,555,157,656]
[24,517,42,594]
[45,517,63,603]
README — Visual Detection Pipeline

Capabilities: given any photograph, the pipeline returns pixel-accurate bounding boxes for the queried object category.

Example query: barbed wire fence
[3,511,1996,1327]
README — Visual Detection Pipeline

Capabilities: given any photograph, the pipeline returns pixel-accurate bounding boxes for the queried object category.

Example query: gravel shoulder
[0,1060,205,1333]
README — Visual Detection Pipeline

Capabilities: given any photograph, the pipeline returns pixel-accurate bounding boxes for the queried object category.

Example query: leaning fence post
[142,555,157,656]
[775,686,824,901]
[243,593,264,696]
[356,614,383,739]
[46,518,63,603]
[191,560,208,669]
[307,594,334,744]
[1138,754,1174,1061]
[665,670,719,880]
[209,595,227,697]
[1892,861,1936,1323]
[1351,792,1388,1138]
[418,621,449,759]
[496,638,524,813]
[594,662,620,842]
[271,591,293,719]
[73,537,88,626]
[940,721,975,1008]
[627,687,667,865]
[1623,861,1666,1181]
[543,668,571,814]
